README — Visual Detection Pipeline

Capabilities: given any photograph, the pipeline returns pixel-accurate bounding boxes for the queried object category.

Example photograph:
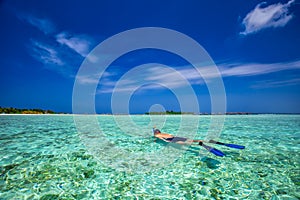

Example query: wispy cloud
[30,40,64,66]
[94,60,300,93]
[19,14,96,76]
[240,0,295,35]
[77,72,115,84]
[56,32,94,57]
[219,60,300,76]
[19,14,56,35]
[251,78,300,89]
[219,60,300,88]
[95,64,207,94]
[29,39,84,76]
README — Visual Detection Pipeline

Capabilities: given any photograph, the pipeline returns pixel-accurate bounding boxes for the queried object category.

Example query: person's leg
[192,139,203,143]
[176,139,200,145]
[170,137,203,145]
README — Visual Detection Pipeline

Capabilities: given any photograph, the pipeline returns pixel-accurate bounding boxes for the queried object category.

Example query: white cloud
[77,72,114,84]
[19,14,97,76]
[30,40,64,66]
[95,60,300,93]
[219,60,300,77]
[29,39,86,77]
[96,64,224,94]
[56,32,93,57]
[20,14,56,35]
[219,60,300,88]
[96,65,198,94]
[251,78,300,89]
[240,0,295,35]
[21,14,95,58]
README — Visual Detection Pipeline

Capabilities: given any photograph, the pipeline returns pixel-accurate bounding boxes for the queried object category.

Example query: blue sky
[0,0,299,113]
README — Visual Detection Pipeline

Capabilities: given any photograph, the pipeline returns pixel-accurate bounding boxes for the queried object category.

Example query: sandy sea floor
[0,114,299,199]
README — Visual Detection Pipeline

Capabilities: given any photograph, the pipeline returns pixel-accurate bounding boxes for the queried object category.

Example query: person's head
[153,129,161,135]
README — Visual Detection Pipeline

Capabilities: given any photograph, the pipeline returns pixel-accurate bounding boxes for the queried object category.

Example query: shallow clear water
[0,115,299,199]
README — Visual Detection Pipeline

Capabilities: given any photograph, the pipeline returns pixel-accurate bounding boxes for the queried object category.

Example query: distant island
[1,107,276,115]
[145,111,253,115]
[0,106,56,114]
[145,110,195,115]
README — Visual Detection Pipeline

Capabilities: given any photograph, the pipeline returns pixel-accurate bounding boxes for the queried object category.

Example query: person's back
[153,128,174,139]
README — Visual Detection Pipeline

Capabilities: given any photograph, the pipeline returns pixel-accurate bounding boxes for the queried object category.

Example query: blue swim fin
[209,140,245,149]
[224,143,245,149]
[199,142,225,157]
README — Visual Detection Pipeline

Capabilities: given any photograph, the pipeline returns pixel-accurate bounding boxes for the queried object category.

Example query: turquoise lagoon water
[0,114,299,199]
